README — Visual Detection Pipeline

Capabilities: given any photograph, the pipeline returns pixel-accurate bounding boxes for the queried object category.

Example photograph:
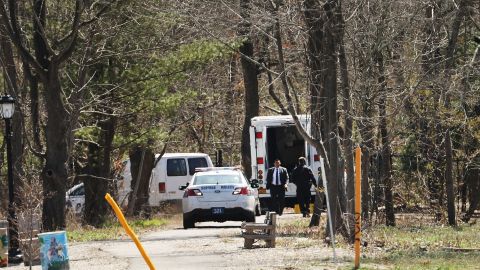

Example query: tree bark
[24,66,42,151]
[127,146,154,216]
[463,164,480,222]
[337,3,355,239]
[360,144,371,221]
[442,0,469,226]
[302,0,342,232]
[84,117,116,226]
[239,0,259,179]
[445,130,456,226]
[41,68,69,230]
[376,51,395,226]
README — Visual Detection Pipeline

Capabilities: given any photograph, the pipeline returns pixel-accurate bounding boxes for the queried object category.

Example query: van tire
[183,214,195,229]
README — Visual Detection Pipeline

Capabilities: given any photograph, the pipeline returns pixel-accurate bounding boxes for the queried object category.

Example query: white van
[117,153,214,207]
[249,115,320,211]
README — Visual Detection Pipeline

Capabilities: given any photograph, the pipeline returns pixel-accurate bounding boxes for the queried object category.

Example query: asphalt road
[101,219,258,270]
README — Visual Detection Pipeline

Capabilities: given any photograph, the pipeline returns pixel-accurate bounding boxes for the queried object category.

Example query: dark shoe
[306,213,311,217]
[302,213,307,217]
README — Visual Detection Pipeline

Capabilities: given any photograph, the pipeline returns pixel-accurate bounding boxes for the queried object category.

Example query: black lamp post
[0,95,20,263]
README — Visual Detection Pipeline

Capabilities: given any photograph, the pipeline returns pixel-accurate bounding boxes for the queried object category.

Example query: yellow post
[105,193,156,270]
[354,146,362,269]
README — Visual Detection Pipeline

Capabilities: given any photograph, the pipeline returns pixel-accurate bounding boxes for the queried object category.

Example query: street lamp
[0,95,20,264]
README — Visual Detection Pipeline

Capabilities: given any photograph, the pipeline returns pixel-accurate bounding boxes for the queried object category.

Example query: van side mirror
[250,183,259,189]
[250,179,259,185]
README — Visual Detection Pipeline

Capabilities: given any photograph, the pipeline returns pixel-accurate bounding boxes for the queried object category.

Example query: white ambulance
[249,115,320,212]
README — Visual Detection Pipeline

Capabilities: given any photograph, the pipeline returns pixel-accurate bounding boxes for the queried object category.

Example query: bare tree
[0,0,115,230]
[239,0,260,178]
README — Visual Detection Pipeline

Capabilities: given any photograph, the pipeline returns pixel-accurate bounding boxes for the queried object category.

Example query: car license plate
[211,207,224,215]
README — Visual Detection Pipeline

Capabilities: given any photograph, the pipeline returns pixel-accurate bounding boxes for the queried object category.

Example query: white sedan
[180,167,259,229]
[66,183,85,214]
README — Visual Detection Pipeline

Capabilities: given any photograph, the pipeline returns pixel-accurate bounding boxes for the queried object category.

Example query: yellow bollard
[354,146,362,269]
[294,204,314,214]
[104,193,156,270]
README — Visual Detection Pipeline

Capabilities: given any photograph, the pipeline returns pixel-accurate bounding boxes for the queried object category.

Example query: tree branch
[270,4,329,167]
[0,0,46,79]
[56,0,84,63]
[31,0,56,57]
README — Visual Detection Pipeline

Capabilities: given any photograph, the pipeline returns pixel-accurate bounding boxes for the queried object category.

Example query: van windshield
[193,174,244,185]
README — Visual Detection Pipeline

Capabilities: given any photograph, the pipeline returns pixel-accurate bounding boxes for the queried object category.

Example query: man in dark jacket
[266,159,289,215]
[291,157,317,217]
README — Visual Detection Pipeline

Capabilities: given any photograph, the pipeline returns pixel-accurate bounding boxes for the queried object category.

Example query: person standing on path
[266,159,289,215]
[291,157,317,217]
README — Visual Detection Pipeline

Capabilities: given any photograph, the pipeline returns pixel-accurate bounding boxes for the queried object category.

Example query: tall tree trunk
[303,0,342,232]
[41,69,69,230]
[445,130,456,225]
[128,146,154,216]
[304,0,323,228]
[421,3,443,217]
[84,117,116,226]
[376,51,395,226]
[360,144,371,221]
[305,0,343,231]
[463,164,479,222]
[337,3,355,240]
[239,0,259,179]
[442,0,469,226]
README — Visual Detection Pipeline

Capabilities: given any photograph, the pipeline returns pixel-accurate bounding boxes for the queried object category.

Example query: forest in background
[0,0,477,238]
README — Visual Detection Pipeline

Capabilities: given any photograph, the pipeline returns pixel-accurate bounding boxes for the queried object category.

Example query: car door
[165,158,189,200]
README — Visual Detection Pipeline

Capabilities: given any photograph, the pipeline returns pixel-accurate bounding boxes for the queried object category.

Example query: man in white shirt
[266,159,289,215]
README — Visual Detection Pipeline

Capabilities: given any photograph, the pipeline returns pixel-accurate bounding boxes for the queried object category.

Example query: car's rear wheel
[183,213,195,229]
[245,212,255,222]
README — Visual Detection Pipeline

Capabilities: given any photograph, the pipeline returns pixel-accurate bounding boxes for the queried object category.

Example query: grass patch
[362,250,480,270]
[276,218,326,240]
[360,220,480,269]
[276,214,480,269]
[67,217,169,242]
[364,223,480,251]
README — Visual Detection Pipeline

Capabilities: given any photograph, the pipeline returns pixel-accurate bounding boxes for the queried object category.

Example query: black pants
[269,185,285,215]
[297,185,311,215]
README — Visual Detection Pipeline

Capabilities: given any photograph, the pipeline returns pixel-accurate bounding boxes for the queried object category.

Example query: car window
[72,186,85,196]
[193,174,244,185]
[167,158,187,176]
[188,158,208,175]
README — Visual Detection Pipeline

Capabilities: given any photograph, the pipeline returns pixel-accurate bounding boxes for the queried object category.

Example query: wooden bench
[241,212,277,249]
